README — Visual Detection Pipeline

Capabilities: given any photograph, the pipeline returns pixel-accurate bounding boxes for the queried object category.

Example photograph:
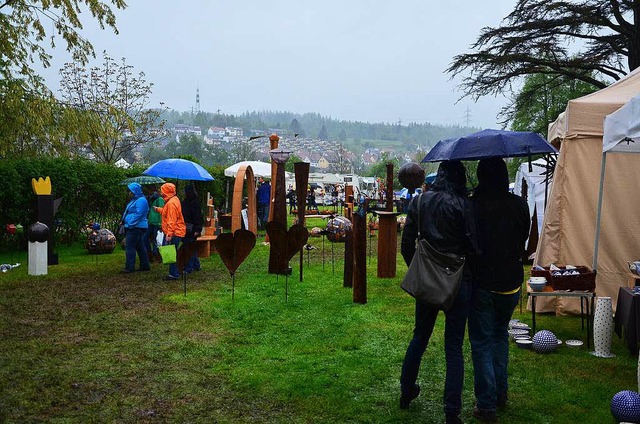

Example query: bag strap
[416,192,423,239]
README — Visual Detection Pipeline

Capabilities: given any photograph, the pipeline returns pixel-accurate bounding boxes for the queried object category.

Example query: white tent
[536,67,640,313]
[593,94,640,271]
[224,161,272,178]
[513,158,552,251]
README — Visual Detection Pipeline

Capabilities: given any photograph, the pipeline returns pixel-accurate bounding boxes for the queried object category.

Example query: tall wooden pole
[266,133,279,243]
[386,163,394,212]
[295,162,310,282]
[353,206,367,304]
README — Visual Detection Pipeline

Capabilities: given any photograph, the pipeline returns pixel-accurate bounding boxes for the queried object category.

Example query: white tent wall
[514,158,550,251]
[535,67,640,314]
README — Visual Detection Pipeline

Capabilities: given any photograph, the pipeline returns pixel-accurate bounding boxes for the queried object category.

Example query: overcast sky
[38,0,519,128]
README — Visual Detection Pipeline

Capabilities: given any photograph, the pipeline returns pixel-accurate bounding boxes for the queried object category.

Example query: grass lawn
[0,222,636,423]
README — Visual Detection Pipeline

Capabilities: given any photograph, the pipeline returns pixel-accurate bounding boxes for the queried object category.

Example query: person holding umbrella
[155,182,186,280]
[468,158,529,422]
[144,185,164,263]
[182,184,203,273]
[399,160,477,424]
[121,183,151,273]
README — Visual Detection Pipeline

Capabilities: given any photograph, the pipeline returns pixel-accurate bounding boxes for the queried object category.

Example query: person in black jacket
[468,157,529,422]
[182,184,204,273]
[399,160,477,424]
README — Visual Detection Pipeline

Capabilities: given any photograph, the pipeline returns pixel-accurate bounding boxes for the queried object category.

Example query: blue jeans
[125,228,150,272]
[144,224,161,255]
[468,286,520,411]
[400,280,472,416]
[165,236,183,278]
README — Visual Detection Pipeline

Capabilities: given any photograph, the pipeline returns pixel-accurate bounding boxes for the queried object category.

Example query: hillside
[162,109,481,156]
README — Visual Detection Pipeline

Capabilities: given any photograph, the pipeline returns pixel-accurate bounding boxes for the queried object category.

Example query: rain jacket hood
[431,160,467,196]
[128,183,144,198]
[475,157,509,195]
[161,183,177,199]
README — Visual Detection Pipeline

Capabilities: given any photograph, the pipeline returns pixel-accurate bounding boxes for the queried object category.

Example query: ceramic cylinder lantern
[592,296,615,358]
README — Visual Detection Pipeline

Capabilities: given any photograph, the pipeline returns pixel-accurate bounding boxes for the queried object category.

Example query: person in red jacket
[155,183,186,280]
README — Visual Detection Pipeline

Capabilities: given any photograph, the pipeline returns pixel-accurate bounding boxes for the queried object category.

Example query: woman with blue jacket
[122,183,151,273]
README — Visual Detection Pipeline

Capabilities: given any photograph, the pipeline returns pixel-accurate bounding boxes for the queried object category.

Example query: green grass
[0,232,635,423]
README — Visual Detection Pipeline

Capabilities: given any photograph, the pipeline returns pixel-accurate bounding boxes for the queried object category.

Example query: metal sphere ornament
[27,222,49,243]
[532,330,558,353]
[325,216,352,242]
[398,162,425,194]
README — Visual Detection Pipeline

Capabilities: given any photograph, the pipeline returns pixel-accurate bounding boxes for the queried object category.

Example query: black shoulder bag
[400,193,466,310]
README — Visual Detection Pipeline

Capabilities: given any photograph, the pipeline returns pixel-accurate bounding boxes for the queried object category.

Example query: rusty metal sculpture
[295,162,310,281]
[376,163,403,278]
[213,229,257,299]
[266,222,309,301]
[231,165,257,235]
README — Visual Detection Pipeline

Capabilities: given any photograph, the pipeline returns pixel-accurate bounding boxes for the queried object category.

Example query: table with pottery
[527,270,596,349]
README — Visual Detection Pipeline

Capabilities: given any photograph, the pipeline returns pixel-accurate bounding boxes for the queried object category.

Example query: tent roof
[548,66,640,143]
[224,161,273,178]
[603,94,640,153]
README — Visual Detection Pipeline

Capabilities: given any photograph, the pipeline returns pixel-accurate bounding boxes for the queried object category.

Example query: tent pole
[592,152,607,271]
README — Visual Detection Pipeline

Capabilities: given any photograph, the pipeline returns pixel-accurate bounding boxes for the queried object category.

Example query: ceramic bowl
[508,329,529,340]
[511,322,531,331]
[514,335,532,342]
[529,280,547,292]
[516,339,533,349]
[565,339,584,348]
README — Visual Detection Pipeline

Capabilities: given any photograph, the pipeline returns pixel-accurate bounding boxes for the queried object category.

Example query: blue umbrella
[425,172,437,185]
[143,158,214,181]
[422,129,558,162]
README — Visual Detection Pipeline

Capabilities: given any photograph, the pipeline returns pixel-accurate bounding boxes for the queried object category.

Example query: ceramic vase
[592,296,615,358]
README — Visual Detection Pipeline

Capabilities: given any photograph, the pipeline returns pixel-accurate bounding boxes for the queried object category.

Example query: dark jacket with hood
[182,184,203,242]
[401,161,477,281]
[471,157,530,292]
[123,183,149,229]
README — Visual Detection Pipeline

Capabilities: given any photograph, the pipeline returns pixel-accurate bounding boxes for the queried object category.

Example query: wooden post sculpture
[32,177,60,265]
[353,200,368,304]
[231,165,257,235]
[343,189,355,288]
[377,163,402,278]
[295,162,310,281]
[266,133,279,243]
[386,163,394,212]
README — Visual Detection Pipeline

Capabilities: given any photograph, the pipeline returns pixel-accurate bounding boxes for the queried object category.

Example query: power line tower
[464,106,472,127]
[195,85,201,114]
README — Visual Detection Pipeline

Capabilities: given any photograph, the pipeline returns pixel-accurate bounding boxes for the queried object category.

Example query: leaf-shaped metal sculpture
[213,229,257,276]
[266,222,309,274]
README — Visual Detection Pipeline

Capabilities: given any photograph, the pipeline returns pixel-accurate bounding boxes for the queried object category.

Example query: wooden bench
[196,235,217,258]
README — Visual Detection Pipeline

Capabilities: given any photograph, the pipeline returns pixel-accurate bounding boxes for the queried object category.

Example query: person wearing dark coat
[468,157,530,422]
[399,161,478,424]
[182,184,204,273]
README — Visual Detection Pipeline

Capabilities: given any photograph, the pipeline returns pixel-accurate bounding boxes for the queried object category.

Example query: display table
[614,287,640,355]
[195,235,217,258]
[529,288,595,348]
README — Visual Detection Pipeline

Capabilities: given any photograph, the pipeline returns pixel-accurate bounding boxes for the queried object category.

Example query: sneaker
[472,406,497,422]
[399,384,420,409]
[163,274,179,281]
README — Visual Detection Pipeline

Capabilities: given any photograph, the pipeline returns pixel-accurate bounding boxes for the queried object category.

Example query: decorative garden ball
[398,162,425,192]
[611,390,640,423]
[326,216,352,242]
[27,221,50,243]
[532,330,558,353]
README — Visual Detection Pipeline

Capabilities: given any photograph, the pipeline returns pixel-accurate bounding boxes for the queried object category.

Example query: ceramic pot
[592,296,615,358]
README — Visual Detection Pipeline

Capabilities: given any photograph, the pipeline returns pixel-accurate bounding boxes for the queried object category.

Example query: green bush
[0,158,228,248]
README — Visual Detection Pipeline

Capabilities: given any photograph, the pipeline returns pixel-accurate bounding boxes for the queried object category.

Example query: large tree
[1,0,126,85]
[58,51,165,163]
[506,73,599,136]
[447,0,640,101]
